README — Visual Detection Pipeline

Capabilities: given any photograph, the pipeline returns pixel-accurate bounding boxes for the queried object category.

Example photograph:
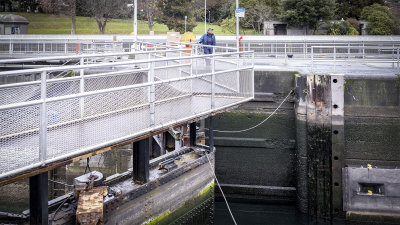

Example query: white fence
[0,45,254,180]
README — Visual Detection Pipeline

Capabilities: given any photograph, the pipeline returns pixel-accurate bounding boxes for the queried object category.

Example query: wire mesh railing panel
[154,63,191,81]
[0,46,254,179]
[180,63,191,77]
[46,97,150,160]
[0,42,9,53]
[214,69,253,108]
[215,70,240,94]
[0,82,41,105]
[154,78,210,127]
[85,71,146,92]
[154,80,189,103]
[0,128,40,175]
[47,79,80,98]
[0,105,40,137]
[0,104,40,175]
[83,86,148,117]
[47,99,80,125]
[191,78,212,116]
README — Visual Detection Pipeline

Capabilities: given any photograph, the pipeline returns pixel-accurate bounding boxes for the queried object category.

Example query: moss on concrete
[344,78,355,90]
[147,211,172,225]
[145,183,214,225]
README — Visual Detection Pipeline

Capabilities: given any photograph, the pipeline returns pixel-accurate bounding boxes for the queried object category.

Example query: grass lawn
[1,12,252,35]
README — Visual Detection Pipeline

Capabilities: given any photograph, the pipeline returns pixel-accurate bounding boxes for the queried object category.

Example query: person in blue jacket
[199,28,216,54]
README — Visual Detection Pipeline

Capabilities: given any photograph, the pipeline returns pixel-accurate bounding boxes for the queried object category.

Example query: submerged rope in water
[205,152,238,225]
[212,88,295,133]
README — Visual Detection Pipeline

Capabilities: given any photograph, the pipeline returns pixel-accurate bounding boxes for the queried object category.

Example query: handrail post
[236,45,240,92]
[39,71,48,164]
[251,52,255,99]
[211,48,216,109]
[348,43,350,67]
[190,48,193,76]
[392,44,395,68]
[190,48,193,95]
[311,46,314,73]
[149,61,155,126]
[9,39,13,55]
[334,46,337,73]
[179,50,182,78]
[362,42,365,59]
[79,57,85,118]
[195,46,198,75]
[284,43,287,63]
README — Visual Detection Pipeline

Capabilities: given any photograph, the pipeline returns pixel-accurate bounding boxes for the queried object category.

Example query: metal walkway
[0,44,254,182]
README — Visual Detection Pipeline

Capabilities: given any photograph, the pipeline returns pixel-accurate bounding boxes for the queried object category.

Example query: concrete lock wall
[210,70,297,203]
[212,70,400,222]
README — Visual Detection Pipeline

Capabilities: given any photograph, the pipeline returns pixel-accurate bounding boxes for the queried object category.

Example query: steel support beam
[208,117,214,152]
[189,122,197,146]
[133,138,150,184]
[29,172,48,225]
[331,75,345,217]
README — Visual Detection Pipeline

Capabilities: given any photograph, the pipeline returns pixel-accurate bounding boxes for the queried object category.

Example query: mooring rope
[212,88,295,133]
[205,152,238,225]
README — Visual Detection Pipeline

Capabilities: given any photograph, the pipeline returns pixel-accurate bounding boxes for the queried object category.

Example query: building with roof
[263,20,369,36]
[0,14,29,35]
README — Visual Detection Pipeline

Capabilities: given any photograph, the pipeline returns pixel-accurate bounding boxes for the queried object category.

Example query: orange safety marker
[76,38,79,55]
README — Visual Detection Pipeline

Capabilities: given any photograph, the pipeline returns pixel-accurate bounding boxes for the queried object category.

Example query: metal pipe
[236,0,239,52]
[0,47,194,64]
[311,46,314,73]
[39,71,47,163]
[149,61,155,126]
[334,46,336,73]
[79,57,85,118]
[0,63,193,89]
[0,51,253,77]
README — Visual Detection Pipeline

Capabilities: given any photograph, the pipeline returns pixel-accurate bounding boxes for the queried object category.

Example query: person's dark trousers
[204,47,213,69]
[204,47,213,54]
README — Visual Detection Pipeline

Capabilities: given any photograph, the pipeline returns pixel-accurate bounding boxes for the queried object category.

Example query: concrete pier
[213,68,400,222]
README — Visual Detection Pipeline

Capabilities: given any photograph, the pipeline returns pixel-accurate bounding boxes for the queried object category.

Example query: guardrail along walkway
[0,46,254,181]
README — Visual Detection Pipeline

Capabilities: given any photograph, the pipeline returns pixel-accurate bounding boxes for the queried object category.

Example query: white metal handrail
[0,48,255,180]
[310,45,400,73]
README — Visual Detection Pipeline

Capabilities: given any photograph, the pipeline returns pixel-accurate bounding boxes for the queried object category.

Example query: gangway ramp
[0,47,254,184]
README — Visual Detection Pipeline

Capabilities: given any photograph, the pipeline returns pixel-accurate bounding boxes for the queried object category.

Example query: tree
[157,0,196,33]
[81,0,129,34]
[361,3,398,35]
[337,0,384,19]
[327,21,359,35]
[221,17,235,33]
[241,0,272,33]
[280,0,336,34]
[39,0,77,34]
[142,0,160,32]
